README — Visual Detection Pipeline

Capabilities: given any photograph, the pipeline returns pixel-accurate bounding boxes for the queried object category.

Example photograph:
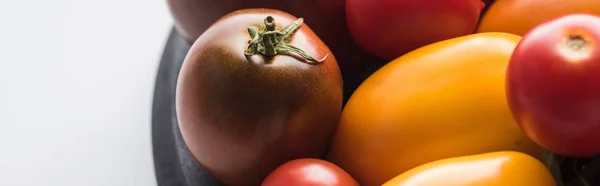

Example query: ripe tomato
[477,0,600,36]
[327,32,543,186]
[176,9,343,186]
[261,158,359,186]
[506,14,600,157]
[167,0,385,101]
[345,0,485,60]
[382,151,555,186]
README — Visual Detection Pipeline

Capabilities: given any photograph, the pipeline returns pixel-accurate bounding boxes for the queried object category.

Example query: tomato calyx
[244,16,328,63]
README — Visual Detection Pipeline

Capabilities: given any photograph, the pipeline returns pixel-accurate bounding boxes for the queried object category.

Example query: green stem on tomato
[244,15,328,63]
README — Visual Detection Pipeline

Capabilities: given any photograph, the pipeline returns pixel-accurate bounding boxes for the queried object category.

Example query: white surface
[0,0,173,185]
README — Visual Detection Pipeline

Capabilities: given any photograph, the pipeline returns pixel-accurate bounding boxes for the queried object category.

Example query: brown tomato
[175,8,343,186]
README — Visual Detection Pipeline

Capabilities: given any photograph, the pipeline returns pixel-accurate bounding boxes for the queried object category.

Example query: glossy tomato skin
[261,158,359,186]
[477,0,600,36]
[346,0,485,60]
[175,9,343,186]
[506,14,600,157]
[382,151,555,186]
[327,32,543,186]
[167,0,385,102]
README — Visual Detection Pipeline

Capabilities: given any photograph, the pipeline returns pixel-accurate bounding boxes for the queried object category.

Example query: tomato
[345,0,485,60]
[477,0,600,36]
[382,151,556,186]
[261,158,359,186]
[506,14,600,157]
[167,0,385,102]
[326,32,544,186]
[175,9,343,186]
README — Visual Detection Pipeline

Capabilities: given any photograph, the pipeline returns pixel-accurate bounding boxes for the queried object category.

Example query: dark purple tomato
[166,0,387,103]
[175,9,343,186]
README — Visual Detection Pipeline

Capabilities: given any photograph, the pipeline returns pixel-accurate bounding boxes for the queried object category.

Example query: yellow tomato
[382,151,556,186]
[477,0,600,36]
[326,32,544,186]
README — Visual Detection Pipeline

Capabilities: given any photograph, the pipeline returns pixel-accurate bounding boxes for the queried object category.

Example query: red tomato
[261,159,359,186]
[346,0,485,60]
[506,14,600,157]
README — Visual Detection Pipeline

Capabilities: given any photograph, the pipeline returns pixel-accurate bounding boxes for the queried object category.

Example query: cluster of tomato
[169,0,600,185]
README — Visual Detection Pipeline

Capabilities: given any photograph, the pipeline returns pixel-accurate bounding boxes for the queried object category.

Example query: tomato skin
[261,158,359,186]
[477,0,600,36]
[382,151,556,186]
[327,32,543,186]
[176,9,343,186]
[346,0,485,60]
[506,14,600,157]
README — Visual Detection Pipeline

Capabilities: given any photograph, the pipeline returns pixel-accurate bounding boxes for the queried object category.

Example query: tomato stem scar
[566,34,587,51]
[558,33,592,63]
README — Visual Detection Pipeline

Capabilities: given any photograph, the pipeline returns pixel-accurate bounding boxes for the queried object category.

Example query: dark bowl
[152,27,224,186]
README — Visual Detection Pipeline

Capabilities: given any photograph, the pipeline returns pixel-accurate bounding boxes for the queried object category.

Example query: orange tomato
[382,151,556,186]
[477,0,600,36]
[326,32,544,186]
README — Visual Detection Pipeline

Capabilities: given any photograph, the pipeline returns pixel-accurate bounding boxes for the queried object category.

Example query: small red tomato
[261,158,359,186]
[346,0,485,60]
[507,14,600,157]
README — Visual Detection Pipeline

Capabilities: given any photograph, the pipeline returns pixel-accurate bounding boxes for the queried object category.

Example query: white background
[0,0,173,185]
